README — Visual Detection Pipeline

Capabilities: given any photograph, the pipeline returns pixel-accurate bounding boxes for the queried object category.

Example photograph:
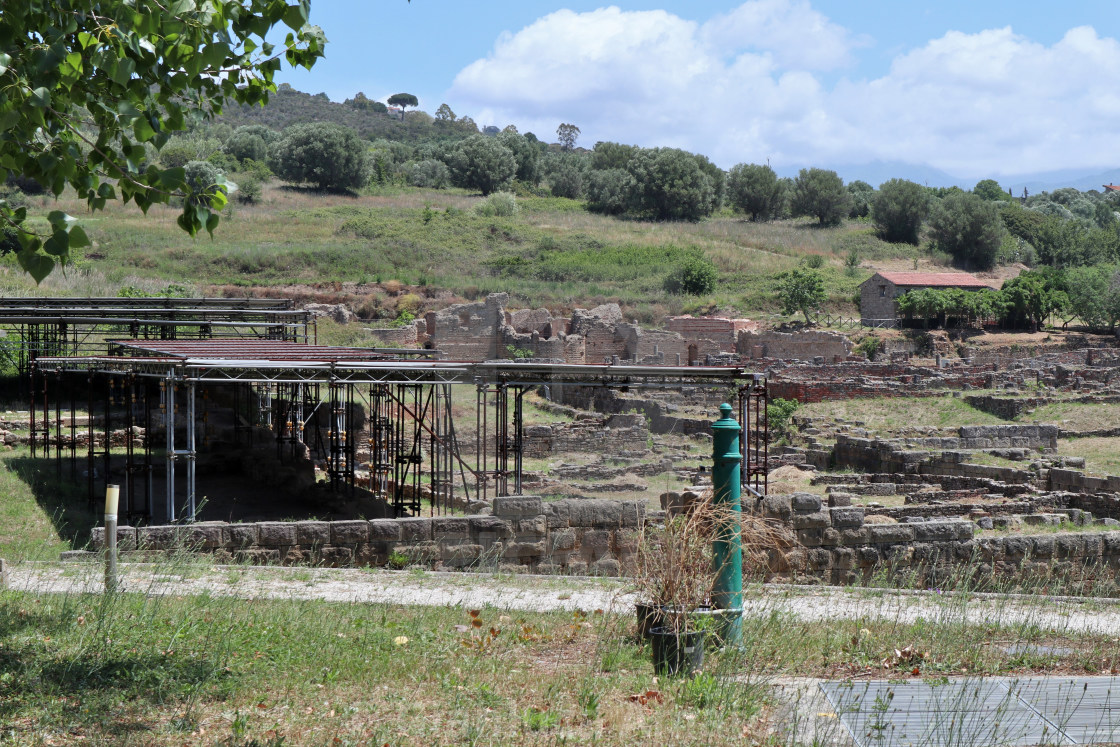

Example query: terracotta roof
[870,272,997,289]
[1105,185,1120,192]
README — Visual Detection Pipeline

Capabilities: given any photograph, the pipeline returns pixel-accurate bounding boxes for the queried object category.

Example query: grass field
[4,181,937,324]
[5,564,1120,746]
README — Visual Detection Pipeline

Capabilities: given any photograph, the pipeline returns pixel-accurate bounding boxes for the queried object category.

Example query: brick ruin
[367,292,851,365]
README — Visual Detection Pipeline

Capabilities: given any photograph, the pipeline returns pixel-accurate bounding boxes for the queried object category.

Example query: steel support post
[711,402,743,646]
[165,377,175,521]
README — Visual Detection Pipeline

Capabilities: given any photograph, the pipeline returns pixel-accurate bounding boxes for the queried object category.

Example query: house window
[879,285,887,298]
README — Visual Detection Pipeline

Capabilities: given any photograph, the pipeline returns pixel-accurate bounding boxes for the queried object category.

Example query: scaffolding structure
[32,339,768,523]
[0,296,315,377]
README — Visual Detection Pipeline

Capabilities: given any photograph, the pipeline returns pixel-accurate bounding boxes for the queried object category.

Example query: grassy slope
[5,182,924,323]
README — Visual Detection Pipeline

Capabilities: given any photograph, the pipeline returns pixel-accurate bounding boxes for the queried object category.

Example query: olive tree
[775,268,827,323]
[790,168,850,226]
[929,192,1005,269]
[446,135,517,195]
[625,147,718,221]
[871,179,929,244]
[269,123,371,191]
[0,0,324,280]
[726,163,784,222]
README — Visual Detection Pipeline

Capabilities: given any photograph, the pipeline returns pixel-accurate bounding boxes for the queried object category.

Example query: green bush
[475,192,519,218]
[408,159,451,189]
[767,398,800,443]
[626,147,719,221]
[269,122,372,191]
[182,160,225,208]
[233,173,262,204]
[446,135,516,195]
[663,257,717,295]
[585,168,632,215]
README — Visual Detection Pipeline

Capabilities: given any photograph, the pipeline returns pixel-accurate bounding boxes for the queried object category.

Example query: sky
[275,1,1120,181]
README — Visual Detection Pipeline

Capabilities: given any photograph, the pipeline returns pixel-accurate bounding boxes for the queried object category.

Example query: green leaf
[133,115,156,142]
[44,230,70,256]
[0,52,10,75]
[17,250,55,284]
[68,225,91,249]
[0,111,18,132]
[283,2,310,31]
[29,87,51,107]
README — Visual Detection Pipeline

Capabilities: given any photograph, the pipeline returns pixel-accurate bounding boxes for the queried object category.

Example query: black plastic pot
[635,602,667,639]
[649,626,706,676]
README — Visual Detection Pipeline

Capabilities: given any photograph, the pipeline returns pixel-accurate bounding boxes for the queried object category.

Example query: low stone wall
[1050,468,1120,496]
[759,492,1120,587]
[522,414,648,458]
[91,496,645,576]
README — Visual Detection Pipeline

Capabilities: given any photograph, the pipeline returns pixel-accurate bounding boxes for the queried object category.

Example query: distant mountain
[775,159,1120,195]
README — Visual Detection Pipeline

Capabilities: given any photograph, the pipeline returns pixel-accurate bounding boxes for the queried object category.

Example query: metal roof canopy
[0,296,295,310]
[35,339,752,388]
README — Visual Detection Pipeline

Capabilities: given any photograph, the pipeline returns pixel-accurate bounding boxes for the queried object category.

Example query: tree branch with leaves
[0,0,326,281]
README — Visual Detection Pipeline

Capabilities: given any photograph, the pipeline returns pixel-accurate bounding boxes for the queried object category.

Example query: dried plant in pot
[632,492,724,675]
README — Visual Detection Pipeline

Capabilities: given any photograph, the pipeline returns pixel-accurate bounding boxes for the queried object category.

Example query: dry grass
[765,466,815,495]
[1058,436,1120,476]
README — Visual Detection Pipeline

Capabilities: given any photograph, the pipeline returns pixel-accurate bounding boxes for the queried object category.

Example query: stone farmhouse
[859,271,997,328]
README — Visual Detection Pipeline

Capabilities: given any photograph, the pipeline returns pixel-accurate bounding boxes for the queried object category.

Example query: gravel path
[8,560,1120,637]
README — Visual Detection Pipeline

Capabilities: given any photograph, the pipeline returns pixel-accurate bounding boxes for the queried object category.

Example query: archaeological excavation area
[2,293,1118,591]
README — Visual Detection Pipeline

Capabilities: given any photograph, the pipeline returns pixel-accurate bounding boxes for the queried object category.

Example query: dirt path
[9,561,1120,638]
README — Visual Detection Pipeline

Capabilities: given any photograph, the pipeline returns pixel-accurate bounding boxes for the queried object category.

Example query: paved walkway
[9,561,1120,638]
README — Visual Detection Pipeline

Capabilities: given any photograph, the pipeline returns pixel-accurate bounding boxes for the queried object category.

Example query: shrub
[585,168,632,215]
[847,180,875,219]
[548,165,583,199]
[223,129,269,163]
[767,398,800,443]
[475,191,519,217]
[233,173,262,204]
[408,159,450,189]
[663,257,717,295]
[269,122,371,191]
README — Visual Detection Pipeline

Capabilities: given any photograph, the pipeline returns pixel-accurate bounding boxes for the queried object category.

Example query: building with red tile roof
[858,271,999,327]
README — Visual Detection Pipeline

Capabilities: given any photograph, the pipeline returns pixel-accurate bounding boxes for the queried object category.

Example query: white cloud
[448,4,1120,178]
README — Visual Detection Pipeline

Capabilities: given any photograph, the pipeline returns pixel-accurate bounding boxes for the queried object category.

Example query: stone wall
[859,278,900,326]
[666,316,757,353]
[738,329,852,361]
[522,414,649,458]
[91,496,645,577]
[424,294,507,360]
[759,492,1120,587]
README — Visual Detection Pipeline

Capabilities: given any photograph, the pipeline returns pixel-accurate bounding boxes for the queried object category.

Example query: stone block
[581,530,612,557]
[866,524,916,544]
[839,527,870,547]
[257,522,297,547]
[760,495,792,522]
[294,521,329,546]
[828,492,853,507]
[551,530,576,552]
[1054,535,1084,559]
[791,493,823,512]
[236,548,279,564]
[442,544,484,566]
[503,541,546,561]
[796,528,824,547]
[432,517,470,539]
[368,520,402,542]
[832,547,856,570]
[138,525,178,550]
[185,523,224,549]
[808,548,831,570]
[492,496,543,518]
[1031,536,1055,558]
[397,518,432,542]
[829,507,864,528]
[330,520,369,545]
[590,558,621,576]
[513,516,547,536]
[913,521,972,543]
[792,511,831,530]
[320,546,353,566]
